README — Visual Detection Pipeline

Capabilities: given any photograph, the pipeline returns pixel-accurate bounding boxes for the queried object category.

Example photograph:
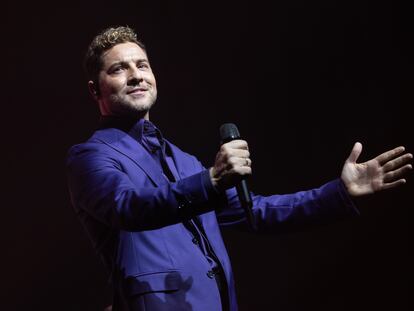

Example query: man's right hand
[209,140,252,191]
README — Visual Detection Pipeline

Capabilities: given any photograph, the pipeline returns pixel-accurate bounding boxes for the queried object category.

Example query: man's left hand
[341,142,413,197]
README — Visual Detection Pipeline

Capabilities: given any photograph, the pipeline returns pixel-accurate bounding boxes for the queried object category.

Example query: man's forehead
[102,42,148,65]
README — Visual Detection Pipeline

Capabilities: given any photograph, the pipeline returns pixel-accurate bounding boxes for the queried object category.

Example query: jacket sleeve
[217,179,360,233]
[66,143,223,231]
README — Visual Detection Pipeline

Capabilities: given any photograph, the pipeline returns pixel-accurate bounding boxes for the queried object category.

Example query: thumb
[346,142,363,163]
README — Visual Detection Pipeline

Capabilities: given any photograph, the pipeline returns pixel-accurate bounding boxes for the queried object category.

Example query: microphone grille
[220,123,240,143]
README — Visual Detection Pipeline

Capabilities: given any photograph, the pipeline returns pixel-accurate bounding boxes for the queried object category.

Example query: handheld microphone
[220,123,257,231]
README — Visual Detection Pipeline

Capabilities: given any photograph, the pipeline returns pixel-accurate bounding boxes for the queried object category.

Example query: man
[66,26,412,311]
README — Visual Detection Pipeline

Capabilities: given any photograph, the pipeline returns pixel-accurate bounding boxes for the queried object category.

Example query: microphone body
[220,123,257,231]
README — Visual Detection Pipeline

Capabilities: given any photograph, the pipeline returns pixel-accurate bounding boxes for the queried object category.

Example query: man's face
[94,42,157,118]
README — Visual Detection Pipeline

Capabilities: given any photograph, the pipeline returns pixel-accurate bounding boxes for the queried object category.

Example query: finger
[375,146,406,165]
[226,156,247,170]
[383,153,413,172]
[380,179,406,191]
[384,164,413,183]
[239,158,252,167]
[228,156,251,168]
[229,149,250,159]
[224,140,249,150]
[346,142,363,163]
[235,166,252,176]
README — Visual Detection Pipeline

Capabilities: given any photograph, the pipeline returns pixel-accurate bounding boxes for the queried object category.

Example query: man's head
[84,26,157,119]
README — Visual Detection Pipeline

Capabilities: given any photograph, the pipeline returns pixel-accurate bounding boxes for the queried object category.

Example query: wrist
[209,167,221,192]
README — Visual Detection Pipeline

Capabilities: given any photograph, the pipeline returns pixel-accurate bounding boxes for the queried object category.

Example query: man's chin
[118,102,154,117]
[129,97,155,110]
[108,96,156,117]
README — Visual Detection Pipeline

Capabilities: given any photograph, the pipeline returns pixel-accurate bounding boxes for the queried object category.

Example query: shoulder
[66,143,115,171]
[66,127,127,158]
[66,129,120,168]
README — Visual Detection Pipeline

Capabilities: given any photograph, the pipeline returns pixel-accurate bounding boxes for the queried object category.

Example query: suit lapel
[93,127,167,186]
[165,139,194,180]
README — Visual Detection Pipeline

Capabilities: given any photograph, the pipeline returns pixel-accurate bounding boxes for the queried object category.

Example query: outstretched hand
[341,142,413,197]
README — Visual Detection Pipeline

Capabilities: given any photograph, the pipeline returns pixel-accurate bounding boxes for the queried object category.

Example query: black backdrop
[3,1,411,310]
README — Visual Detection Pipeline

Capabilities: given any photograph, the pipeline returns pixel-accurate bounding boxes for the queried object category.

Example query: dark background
[3,0,411,310]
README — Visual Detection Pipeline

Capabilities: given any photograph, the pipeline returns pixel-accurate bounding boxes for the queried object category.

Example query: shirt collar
[99,116,164,145]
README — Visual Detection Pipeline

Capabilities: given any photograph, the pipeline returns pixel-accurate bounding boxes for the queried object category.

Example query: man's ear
[88,80,100,101]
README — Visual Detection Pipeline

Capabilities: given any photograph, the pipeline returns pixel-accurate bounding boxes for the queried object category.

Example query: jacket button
[207,270,215,279]
[192,237,199,245]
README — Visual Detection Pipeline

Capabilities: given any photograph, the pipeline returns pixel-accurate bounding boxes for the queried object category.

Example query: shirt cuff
[175,169,224,216]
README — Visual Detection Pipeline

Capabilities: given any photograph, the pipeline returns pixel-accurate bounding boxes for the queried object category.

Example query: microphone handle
[235,179,257,231]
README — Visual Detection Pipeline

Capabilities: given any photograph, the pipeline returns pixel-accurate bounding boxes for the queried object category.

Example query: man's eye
[138,63,149,69]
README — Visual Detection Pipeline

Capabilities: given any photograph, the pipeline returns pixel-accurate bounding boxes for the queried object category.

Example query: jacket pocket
[125,270,183,297]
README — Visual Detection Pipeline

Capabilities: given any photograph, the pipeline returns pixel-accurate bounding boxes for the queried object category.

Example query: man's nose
[127,66,143,85]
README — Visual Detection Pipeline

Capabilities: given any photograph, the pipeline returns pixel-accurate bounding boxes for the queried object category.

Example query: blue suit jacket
[66,125,358,311]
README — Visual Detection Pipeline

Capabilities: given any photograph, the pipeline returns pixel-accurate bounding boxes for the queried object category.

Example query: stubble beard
[108,92,157,118]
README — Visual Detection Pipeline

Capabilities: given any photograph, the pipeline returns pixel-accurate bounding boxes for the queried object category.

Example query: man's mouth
[127,88,148,95]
